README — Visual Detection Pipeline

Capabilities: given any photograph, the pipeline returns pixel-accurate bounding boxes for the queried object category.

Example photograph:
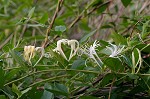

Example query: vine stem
[28,75,69,87]
[42,0,64,48]
[4,69,150,86]
[4,69,99,86]
[108,78,115,99]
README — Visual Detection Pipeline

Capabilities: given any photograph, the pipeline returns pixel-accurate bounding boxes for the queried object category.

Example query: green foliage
[104,58,123,72]
[121,0,132,7]
[79,30,97,43]
[0,0,150,99]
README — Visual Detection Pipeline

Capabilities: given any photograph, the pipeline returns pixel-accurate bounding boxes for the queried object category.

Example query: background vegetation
[0,0,150,99]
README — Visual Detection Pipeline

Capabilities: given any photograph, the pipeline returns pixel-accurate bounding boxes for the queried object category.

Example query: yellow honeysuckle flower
[24,45,35,63]
[24,46,44,65]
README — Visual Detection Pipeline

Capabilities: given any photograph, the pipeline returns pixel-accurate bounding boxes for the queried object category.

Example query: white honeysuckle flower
[35,47,45,56]
[82,40,103,68]
[53,39,68,60]
[68,40,79,61]
[106,43,125,58]
[53,39,79,61]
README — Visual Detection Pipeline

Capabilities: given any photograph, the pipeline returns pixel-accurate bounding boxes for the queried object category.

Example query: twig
[121,18,142,37]
[20,25,27,39]
[0,33,13,50]
[73,74,106,96]
[31,28,36,45]
[139,1,150,13]
[130,19,142,39]
[108,78,115,99]
[143,54,150,58]
[42,0,64,48]
[68,1,111,29]
[4,69,99,86]
[29,75,68,87]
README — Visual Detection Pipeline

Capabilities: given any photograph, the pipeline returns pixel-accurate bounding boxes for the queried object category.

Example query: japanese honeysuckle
[68,40,79,60]
[24,45,35,63]
[24,45,44,65]
[53,39,68,60]
[82,40,103,68]
[34,47,45,66]
[106,43,125,58]
[53,39,79,61]
[35,47,45,56]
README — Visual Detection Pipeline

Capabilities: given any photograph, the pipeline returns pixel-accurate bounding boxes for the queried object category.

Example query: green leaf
[111,32,127,45]
[135,44,150,53]
[0,67,5,88]
[123,55,132,68]
[12,84,22,98]
[10,50,25,66]
[0,89,14,99]
[40,13,49,24]
[127,72,138,79]
[49,48,69,68]
[55,25,66,32]
[79,30,97,43]
[41,83,54,99]
[0,95,6,99]
[104,58,123,72]
[54,83,68,94]
[139,76,150,90]
[2,43,13,53]
[97,1,109,14]
[141,20,150,39]
[28,7,35,19]
[100,73,114,87]
[46,89,68,96]
[121,0,132,7]
[99,40,109,46]
[71,59,85,69]
[132,48,139,66]
[46,83,68,96]
[91,0,103,7]
[21,87,32,95]
[5,69,20,82]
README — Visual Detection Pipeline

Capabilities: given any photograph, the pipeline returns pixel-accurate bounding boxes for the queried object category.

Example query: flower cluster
[106,43,125,58]
[53,39,79,61]
[24,45,44,64]
[81,40,103,68]
[23,40,125,68]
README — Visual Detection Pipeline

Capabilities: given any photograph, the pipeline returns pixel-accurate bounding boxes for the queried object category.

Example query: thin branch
[0,33,13,50]
[108,78,115,99]
[4,69,99,86]
[29,75,68,87]
[68,1,111,29]
[20,25,27,39]
[42,0,64,48]
[73,74,106,96]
